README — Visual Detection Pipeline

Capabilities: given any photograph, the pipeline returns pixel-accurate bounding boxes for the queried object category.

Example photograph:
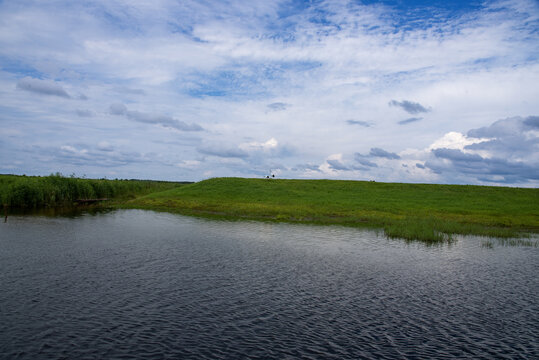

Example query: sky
[0,0,538,186]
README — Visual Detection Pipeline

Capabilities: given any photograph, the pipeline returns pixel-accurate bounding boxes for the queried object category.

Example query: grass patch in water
[495,238,538,247]
[481,240,494,249]
[481,237,537,249]
[383,218,453,244]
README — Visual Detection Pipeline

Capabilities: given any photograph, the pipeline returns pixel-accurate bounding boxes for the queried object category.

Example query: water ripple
[1,210,538,359]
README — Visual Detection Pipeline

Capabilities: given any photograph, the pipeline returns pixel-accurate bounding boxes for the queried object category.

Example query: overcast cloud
[423,116,539,184]
[327,159,349,171]
[197,144,249,159]
[1,0,538,186]
[16,77,71,98]
[354,154,378,168]
[369,148,401,160]
[109,103,203,131]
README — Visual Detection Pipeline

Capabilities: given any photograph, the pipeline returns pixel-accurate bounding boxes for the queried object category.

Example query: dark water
[1,210,538,359]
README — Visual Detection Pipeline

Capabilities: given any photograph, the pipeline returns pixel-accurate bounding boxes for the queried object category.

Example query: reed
[0,173,186,208]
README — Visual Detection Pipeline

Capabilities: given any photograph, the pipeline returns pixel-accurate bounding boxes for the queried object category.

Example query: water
[1,210,538,359]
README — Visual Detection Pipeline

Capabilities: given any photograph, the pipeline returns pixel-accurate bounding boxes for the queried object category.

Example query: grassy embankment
[0,173,187,208]
[124,177,539,244]
[3,175,537,244]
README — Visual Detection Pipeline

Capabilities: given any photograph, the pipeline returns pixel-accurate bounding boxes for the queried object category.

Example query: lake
[1,209,538,359]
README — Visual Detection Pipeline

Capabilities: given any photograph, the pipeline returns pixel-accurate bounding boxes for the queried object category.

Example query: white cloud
[0,0,538,183]
[428,132,487,152]
[97,141,114,152]
[176,160,201,169]
[239,137,278,152]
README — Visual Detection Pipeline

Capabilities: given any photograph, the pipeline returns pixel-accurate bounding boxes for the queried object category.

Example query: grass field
[124,177,539,243]
[3,175,537,243]
[0,173,187,208]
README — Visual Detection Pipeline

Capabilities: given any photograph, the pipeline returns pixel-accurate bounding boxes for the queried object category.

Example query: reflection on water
[4,204,114,218]
[1,210,538,359]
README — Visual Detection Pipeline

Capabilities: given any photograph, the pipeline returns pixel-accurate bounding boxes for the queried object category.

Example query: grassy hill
[124,177,539,243]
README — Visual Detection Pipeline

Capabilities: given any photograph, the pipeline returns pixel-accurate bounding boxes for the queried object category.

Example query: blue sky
[0,0,538,186]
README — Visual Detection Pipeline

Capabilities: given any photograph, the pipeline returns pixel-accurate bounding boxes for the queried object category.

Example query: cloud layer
[0,0,538,186]
[109,103,203,131]
[425,116,539,183]
[369,148,401,160]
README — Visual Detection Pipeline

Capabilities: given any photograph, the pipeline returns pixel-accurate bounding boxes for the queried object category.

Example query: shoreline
[121,177,539,244]
[4,175,538,244]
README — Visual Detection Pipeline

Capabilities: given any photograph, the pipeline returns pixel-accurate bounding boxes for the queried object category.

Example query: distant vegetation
[0,173,188,208]
[125,177,539,244]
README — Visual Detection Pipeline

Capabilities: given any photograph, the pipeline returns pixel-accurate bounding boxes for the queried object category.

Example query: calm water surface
[1,210,538,359]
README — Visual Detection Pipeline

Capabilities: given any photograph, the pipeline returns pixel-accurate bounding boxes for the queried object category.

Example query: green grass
[3,175,537,244]
[123,177,539,244]
[0,173,189,208]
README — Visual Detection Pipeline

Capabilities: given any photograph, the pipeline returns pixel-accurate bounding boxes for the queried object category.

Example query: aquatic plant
[481,240,494,249]
[0,173,186,208]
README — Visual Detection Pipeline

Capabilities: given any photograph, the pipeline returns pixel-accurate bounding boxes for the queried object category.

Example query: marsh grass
[0,173,186,208]
[383,218,454,244]
[481,240,494,249]
[481,237,537,248]
[495,238,538,247]
[125,177,539,244]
